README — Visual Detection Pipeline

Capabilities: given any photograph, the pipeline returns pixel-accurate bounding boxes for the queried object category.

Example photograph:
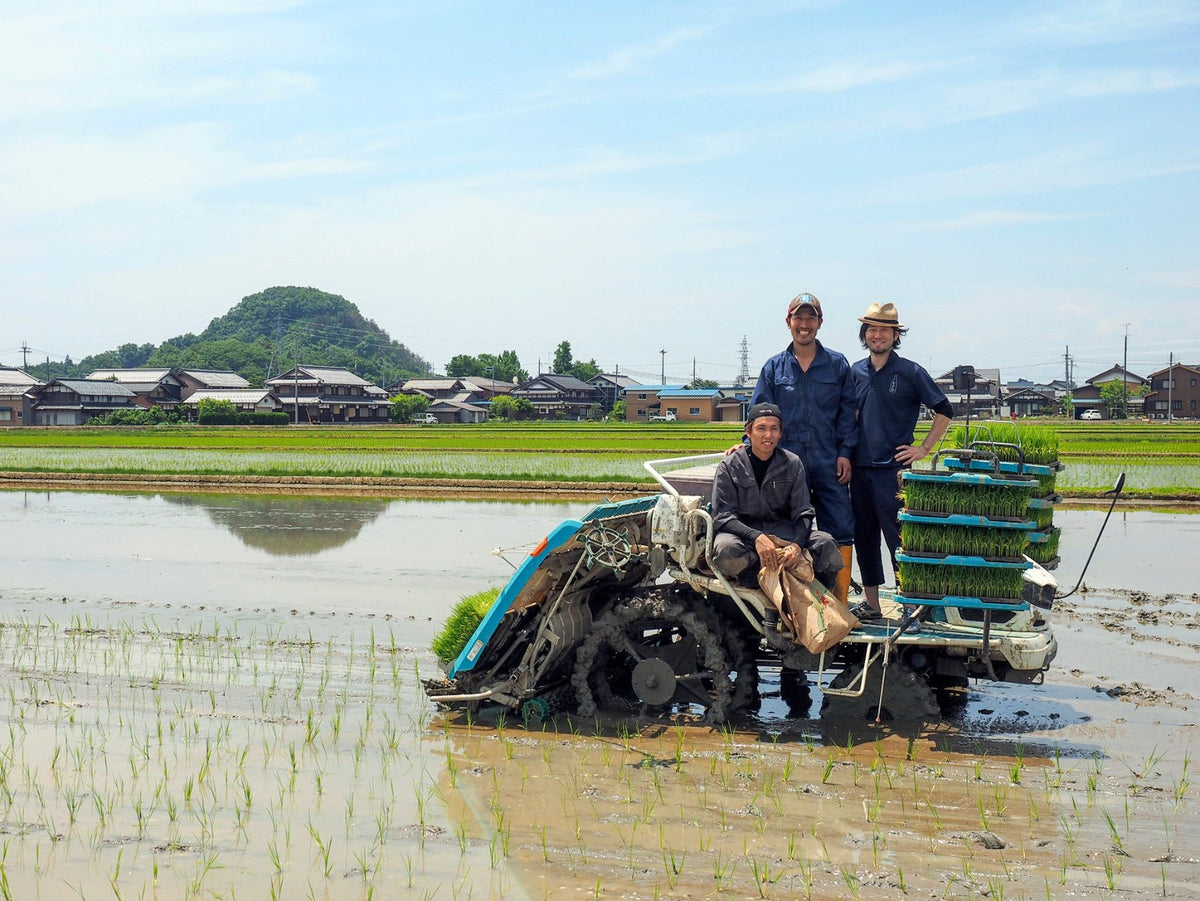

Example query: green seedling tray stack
[899,467,1038,608]
[941,422,1065,570]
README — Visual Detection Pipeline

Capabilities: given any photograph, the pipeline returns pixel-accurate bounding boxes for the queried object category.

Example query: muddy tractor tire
[572,590,735,723]
[820,659,940,723]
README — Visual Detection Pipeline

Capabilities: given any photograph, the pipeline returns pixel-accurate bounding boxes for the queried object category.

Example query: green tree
[390,394,430,423]
[608,399,627,421]
[447,350,528,384]
[488,395,517,420]
[689,377,719,389]
[570,359,601,382]
[197,398,238,425]
[553,341,574,374]
[488,395,533,420]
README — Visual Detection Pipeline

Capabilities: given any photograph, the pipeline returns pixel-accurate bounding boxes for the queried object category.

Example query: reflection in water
[160,493,390,556]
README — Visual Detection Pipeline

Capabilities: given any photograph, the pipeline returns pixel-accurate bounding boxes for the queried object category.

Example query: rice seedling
[430,587,501,664]
[948,422,1060,465]
[896,562,1025,600]
[902,477,1035,518]
[1025,527,1061,564]
[900,522,1029,558]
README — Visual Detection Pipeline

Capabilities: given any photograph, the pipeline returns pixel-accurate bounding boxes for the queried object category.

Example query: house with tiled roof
[265,365,390,423]
[935,367,1002,419]
[0,367,41,427]
[28,379,137,425]
[1144,362,1200,420]
[87,367,185,410]
[1070,365,1148,419]
[511,374,601,419]
[177,369,251,398]
[179,388,282,416]
[589,372,640,413]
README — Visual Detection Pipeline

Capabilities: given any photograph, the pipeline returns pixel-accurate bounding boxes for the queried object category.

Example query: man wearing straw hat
[748,292,857,604]
[849,301,954,621]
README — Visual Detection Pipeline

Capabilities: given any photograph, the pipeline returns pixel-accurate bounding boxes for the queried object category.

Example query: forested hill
[67,287,428,387]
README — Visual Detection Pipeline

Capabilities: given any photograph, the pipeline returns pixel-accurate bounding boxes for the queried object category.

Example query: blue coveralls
[851,352,950,587]
[750,341,857,545]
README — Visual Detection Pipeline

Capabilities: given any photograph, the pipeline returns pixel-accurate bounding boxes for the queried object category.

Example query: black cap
[745,402,783,426]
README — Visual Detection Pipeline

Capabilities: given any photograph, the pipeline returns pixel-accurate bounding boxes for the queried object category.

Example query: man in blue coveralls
[750,292,857,603]
[849,301,954,620]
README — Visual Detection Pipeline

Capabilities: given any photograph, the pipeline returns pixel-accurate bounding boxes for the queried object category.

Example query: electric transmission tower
[736,337,751,387]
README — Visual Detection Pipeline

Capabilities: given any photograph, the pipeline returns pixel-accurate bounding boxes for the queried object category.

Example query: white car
[1080,409,1102,420]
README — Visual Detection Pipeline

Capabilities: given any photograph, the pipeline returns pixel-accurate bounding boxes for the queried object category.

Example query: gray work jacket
[712,446,815,546]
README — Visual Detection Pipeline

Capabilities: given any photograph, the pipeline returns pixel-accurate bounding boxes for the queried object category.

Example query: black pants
[852,466,904,588]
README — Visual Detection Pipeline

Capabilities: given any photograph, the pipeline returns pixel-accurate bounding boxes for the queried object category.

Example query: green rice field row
[0,447,1195,496]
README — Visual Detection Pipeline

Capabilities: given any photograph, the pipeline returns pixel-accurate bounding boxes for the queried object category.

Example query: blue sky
[2,1,1197,386]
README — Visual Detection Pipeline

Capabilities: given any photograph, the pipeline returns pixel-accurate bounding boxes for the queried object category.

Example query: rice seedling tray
[1027,495,1061,509]
[896,591,1031,611]
[898,511,1036,530]
[939,457,1063,477]
[902,470,1038,488]
[897,551,1032,569]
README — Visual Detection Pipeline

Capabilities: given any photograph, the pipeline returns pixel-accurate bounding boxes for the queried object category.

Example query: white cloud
[570,26,713,80]
[903,210,1092,232]
[1018,0,1200,45]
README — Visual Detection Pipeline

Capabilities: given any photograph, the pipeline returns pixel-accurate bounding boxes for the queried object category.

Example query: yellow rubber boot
[834,545,854,605]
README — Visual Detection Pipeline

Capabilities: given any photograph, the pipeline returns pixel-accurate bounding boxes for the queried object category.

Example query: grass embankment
[0,420,1197,497]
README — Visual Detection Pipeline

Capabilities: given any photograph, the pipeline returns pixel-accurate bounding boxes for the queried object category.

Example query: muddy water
[0,489,1196,898]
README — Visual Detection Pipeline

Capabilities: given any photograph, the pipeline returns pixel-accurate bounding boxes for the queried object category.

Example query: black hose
[1055,472,1125,600]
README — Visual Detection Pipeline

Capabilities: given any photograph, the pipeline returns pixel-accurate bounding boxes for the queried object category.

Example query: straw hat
[858,301,904,328]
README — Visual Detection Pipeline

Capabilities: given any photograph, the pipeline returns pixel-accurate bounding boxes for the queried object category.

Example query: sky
[2,1,1198,388]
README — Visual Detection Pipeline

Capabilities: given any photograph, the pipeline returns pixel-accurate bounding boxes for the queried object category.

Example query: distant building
[28,379,137,425]
[266,365,391,423]
[177,369,251,398]
[426,399,488,424]
[0,367,41,427]
[624,384,686,421]
[87,367,185,410]
[179,388,281,417]
[1144,362,1200,420]
[589,372,641,413]
[511,374,601,419]
[934,367,1002,419]
[1070,365,1148,419]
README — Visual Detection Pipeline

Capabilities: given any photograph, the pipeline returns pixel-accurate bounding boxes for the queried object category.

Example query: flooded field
[0,490,1195,898]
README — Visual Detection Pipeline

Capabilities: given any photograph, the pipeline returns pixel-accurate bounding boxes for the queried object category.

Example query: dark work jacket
[712,446,815,546]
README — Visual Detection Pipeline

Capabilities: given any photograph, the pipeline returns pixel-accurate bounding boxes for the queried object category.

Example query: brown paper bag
[758,540,859,654]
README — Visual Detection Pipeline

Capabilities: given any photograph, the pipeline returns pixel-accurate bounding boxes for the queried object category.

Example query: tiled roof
[183,389,275,405]
[87,368,174,382]
[180,370,250,388]
[53,380,136,398]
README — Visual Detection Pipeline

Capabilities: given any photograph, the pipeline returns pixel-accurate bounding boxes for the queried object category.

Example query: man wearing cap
[711,402,844,591]
[850,302,954,620]
[749,292,857,603]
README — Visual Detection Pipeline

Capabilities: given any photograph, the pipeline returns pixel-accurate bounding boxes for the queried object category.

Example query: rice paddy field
[0,492,1195,899]
[0,420,1197,497]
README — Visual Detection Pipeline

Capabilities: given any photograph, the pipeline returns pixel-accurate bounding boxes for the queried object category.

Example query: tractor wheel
[820,659,939,723]
[572,590,734,723]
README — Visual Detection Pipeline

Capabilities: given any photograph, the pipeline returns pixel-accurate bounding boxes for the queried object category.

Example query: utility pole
[1168,352,1174,422]
[659,349,666,386]
[21,342,30,370]
[692,357,697,387]
[1122,323,1131,419]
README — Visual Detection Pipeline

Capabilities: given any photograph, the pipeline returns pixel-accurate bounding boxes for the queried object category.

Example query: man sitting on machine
[710,402,844,591]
